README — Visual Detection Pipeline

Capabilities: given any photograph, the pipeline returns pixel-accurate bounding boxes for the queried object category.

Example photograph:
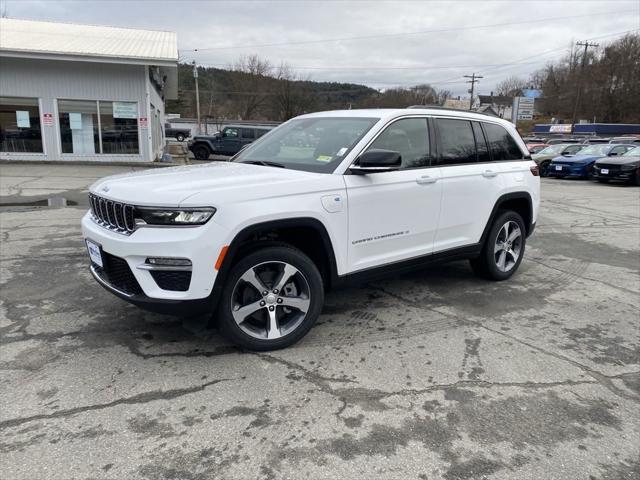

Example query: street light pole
[192,61,201,135]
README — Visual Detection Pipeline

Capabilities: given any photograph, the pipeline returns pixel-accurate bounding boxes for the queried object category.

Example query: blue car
[548,144,636,179]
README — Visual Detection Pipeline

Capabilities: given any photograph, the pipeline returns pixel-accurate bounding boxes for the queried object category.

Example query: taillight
[530,165,540,176]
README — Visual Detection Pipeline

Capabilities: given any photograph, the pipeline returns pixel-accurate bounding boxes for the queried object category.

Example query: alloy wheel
[494,221,523,272]
[231,261,311,340]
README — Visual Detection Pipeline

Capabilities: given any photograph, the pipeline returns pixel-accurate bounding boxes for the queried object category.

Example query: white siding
[0,57,152,162]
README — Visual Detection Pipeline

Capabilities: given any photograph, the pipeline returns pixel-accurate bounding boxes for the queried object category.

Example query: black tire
[539,161,551,177]
[193,144,210,160]
[217,246,324,351]
[176,133,185,142]
[470,210,526,281]
[635,173,640,186]
[597,178,610,183]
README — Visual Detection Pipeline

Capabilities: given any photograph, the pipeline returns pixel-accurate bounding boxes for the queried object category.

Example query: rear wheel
[470,211,526,281]
[176,133,185,142]
[193,145,210,160]
[217,246,324,351]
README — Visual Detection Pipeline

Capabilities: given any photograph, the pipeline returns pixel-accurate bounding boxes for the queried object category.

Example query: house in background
[477,94,513,119]
[0,18,178,162]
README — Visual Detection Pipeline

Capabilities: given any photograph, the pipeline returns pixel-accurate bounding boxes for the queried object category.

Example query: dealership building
[0,18,178,162]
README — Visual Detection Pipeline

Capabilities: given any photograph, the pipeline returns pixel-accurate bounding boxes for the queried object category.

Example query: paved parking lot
[1,163,639,480]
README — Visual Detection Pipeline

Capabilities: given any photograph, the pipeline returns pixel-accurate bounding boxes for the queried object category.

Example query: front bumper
[89,264,212,316]
[592,166,637,182]
[81,212,229,302]
[547,164,589,177]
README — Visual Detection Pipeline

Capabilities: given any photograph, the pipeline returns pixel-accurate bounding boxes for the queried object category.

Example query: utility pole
[571,41,598,133]
[192,61,201,134]
[464,73,483,110]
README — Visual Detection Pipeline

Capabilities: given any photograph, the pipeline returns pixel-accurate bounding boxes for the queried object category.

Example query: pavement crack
[0,378,234,430]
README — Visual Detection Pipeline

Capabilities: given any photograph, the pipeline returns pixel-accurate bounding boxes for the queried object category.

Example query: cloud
[2,0,638,95]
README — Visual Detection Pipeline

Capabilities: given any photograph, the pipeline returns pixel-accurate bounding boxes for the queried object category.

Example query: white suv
[82,108,540,350]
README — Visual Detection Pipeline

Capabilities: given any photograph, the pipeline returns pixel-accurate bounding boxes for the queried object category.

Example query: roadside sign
[512,97,535,122]
[549,125,572,133]
[43,113,54,126]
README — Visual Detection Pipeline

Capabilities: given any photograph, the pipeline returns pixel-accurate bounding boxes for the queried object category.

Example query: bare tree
[495,76,529,97]
[273,63,315,120]
[233,54,272,119]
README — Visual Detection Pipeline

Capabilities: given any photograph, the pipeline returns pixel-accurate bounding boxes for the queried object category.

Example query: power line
[181,10,634,52]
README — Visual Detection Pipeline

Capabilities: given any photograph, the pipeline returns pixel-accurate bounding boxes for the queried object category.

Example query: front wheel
[192,145,210,160]
[176,133,185,142]
[217,246,324,351]
[470,211,526,281]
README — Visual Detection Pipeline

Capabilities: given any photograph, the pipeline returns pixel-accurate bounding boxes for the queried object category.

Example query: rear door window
[240,128,255,140]
[483,123,523,161]
[472,122,491,163]
[435,118,477,165]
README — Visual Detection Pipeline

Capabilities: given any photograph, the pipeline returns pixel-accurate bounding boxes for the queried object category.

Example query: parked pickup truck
[188,125,274,159]
[164,123,191,142]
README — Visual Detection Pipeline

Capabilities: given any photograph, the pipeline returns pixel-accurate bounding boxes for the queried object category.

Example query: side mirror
[609,152,618,156]
[350,149,401,174]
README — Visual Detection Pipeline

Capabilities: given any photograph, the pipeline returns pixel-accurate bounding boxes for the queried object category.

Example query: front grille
[595,164,621,172]
[150,270,192,291]
[89,193,135,234]
[93,251,143,296]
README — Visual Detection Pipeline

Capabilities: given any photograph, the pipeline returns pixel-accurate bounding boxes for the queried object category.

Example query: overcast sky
[2,0,638,96]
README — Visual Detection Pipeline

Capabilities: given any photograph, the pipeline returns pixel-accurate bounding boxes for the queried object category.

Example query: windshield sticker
[316,155,333,162]
[336,147,348,156]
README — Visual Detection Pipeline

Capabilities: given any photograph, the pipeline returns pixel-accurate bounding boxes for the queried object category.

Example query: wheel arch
[480,192,534,246]
[215,217,339,293]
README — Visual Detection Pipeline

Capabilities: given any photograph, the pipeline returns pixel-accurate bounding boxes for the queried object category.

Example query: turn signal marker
[215,245,229,270]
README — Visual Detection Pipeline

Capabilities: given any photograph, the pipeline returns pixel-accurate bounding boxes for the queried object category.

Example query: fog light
[146,257,192,267]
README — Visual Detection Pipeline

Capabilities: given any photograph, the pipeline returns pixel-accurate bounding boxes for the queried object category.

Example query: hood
[89,162,324,206]
[595,155,640,166]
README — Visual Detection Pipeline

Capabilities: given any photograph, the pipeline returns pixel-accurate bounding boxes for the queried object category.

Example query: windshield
[233,117,379,173]
[578,145,610,156]
[623,146,640,156]
[537,145,564,155]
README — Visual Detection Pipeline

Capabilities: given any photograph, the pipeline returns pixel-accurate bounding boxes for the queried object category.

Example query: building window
[57,100,139,155]
[99,101,139,154]
[0,97,43,153]
[58,100,100,154]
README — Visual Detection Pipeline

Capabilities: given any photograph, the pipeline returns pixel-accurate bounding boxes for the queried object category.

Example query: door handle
[416,175,438,184]
[482,170,498,178]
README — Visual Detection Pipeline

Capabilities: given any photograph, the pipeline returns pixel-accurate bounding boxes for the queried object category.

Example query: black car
[189,125,273,159]
[592,146,640,185]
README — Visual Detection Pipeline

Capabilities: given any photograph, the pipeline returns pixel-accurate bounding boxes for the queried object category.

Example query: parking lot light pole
[193,61,201,135]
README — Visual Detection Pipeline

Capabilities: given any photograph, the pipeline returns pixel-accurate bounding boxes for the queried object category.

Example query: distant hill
[166,63,379,121]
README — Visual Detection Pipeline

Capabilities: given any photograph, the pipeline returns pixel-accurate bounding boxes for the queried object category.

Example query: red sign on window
[43,113,54,126]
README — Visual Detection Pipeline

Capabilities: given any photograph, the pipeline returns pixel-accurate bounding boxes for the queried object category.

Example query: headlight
[134,207,215,226]
[621,163,639,171]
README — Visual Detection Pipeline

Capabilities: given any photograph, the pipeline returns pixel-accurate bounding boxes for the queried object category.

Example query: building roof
[0,18,178,66]
[478,95,513,107]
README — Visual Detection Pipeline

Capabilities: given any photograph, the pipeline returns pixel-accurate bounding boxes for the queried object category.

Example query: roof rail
[406,105,496,117]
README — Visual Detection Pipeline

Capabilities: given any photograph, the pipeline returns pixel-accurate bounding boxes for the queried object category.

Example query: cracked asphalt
[1,163,639,480]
